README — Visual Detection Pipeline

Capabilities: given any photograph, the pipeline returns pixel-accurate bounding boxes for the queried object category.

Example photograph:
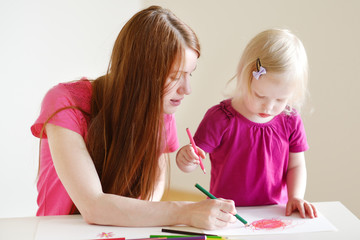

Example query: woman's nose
[178,77,192,95]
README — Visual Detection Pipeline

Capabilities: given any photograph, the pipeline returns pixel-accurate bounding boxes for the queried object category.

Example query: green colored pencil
[195,183,249,226]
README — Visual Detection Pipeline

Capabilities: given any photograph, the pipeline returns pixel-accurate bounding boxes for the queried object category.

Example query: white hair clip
[252,58,266,80]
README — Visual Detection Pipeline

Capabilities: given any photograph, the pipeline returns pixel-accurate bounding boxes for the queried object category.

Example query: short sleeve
[288,113,309,153]
[194,103,232,153]
[30,84,87,139]
[163,114,179,153]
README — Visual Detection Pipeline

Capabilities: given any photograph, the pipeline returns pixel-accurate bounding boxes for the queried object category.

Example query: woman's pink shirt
[31,79,179,216]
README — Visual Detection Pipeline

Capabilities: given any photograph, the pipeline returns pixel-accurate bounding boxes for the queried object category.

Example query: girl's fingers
[307,203,318,218]
[285,199,318,219]
[285,202,293,216]
[198,147,206,159]
[311,204,318,218]
[296,201,307,218]
[187,145,201,161]
[180,146,198,165]
[304,202,314,218]
[184,154,199,165]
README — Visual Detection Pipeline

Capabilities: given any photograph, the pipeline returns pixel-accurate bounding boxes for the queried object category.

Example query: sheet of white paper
[167,205,337,237]
[35,215,164,240]
[35,205,337,239]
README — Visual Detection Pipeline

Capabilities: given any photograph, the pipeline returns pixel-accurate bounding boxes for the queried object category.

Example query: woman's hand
[184,198,237,230]
[285,197,318,218]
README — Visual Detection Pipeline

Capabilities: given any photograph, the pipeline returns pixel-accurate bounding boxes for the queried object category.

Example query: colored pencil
[151,236,205,240]
[89,238,125,240]
[161,228,218,237]
[186,128,206,174]
[195,183,249,226]
[126,238,166,240]
[150,235,225,239]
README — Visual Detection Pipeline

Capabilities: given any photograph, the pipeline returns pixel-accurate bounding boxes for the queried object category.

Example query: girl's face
[163,48,198,114]
[243,72,294,122]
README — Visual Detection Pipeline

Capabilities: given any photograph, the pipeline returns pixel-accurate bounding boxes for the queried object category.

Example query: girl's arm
[46,123,235,229]
[286,152,318,218]
[176,144,206,173]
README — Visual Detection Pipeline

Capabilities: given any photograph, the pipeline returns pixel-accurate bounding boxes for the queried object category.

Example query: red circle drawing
[250,218,290,230]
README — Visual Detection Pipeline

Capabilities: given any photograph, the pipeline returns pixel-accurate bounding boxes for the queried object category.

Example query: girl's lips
[258,113,270,118]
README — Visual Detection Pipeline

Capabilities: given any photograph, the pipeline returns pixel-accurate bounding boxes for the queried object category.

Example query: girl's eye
[255,93,264,99]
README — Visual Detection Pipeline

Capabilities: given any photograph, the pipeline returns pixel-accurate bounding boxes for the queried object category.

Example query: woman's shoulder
[46,78,92,112]
[31,79,92,138]
[60,78,92,93]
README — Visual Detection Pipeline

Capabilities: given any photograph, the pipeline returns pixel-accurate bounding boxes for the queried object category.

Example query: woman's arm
[151,154,167,201]
[46,124,236,229]
[286,152,317,218]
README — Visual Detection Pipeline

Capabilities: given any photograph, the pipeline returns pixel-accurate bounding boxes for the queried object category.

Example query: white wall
[143,0,360,218]
[0,0,141,217]
[1,0,359,219]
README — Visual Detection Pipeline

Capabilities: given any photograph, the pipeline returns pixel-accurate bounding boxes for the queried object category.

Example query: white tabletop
[0,201,359,240]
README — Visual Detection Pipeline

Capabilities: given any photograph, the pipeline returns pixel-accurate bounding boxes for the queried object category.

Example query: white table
[0,202,359,240]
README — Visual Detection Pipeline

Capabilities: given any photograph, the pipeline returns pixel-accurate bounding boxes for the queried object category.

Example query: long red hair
[86,6,200,200]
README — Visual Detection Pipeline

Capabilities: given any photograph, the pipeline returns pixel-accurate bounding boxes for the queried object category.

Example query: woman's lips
[170,98,182,106]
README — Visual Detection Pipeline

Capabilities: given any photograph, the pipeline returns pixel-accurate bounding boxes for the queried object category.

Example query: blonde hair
[234,29,308,113]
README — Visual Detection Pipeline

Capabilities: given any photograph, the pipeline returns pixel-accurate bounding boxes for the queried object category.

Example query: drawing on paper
[249,218,293,231]
[97,232,115,238]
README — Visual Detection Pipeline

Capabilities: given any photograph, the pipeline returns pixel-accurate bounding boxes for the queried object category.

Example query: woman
[31,6,237,230]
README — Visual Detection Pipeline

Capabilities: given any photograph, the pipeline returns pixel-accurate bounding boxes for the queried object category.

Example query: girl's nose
[263,101,274,113]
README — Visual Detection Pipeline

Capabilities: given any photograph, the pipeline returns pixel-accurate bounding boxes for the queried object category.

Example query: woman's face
[163,48,198,114]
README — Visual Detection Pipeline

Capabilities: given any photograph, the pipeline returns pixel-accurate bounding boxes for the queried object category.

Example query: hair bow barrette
[252,58,266,80]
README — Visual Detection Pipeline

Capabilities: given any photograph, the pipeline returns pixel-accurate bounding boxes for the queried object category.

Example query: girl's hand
[285,197,318,218]
[176,144,206,173]
[186,198,237,230]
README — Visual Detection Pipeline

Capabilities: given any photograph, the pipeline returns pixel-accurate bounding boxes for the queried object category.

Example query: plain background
[0,0,359,218]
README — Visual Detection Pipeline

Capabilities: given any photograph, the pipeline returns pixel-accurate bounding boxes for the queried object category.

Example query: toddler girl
[176,29,317,218]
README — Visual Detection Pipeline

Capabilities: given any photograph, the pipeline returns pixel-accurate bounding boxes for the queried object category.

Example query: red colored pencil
[186,128,206,174]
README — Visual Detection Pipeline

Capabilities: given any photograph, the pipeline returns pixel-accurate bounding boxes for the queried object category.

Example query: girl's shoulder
[277,109,305,132]
[281,109,303,123]
[198,99,236,137]
[205,99,236,121]
[194,99,235,152]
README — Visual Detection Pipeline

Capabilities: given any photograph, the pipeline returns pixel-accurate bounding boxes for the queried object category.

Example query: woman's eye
[171,75,181,81]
